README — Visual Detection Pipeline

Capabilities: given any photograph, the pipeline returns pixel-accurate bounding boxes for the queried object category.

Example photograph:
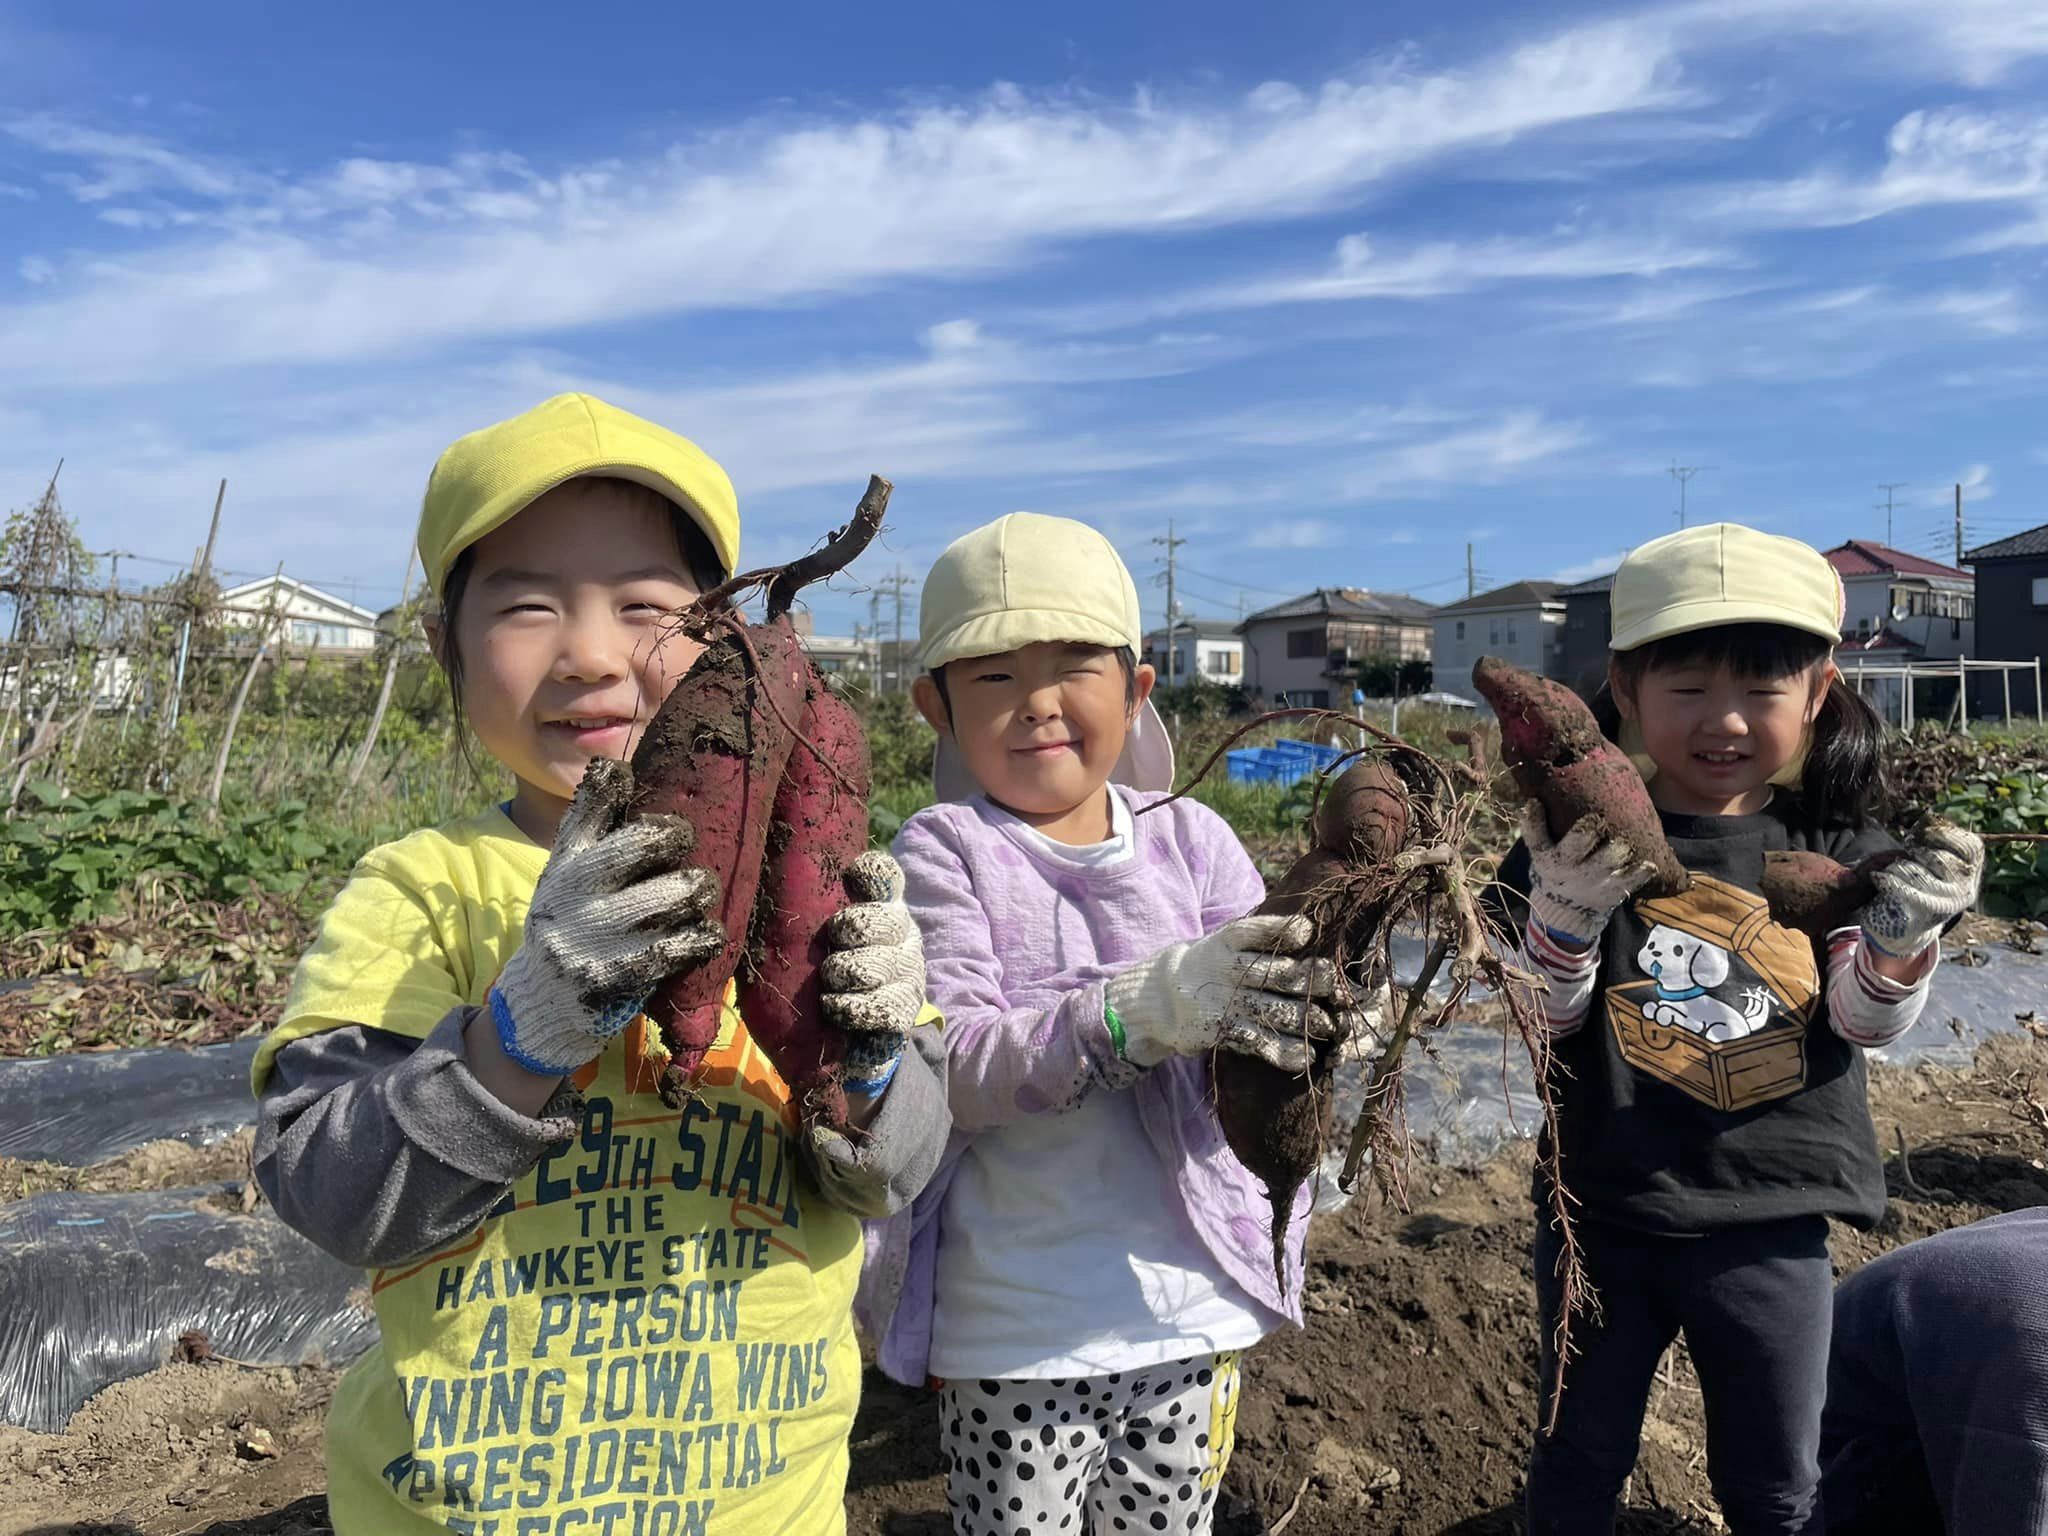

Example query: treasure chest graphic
[1603,874,1820,1113]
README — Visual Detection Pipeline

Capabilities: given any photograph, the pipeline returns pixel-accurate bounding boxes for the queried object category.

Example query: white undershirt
[929,789,1270,1379]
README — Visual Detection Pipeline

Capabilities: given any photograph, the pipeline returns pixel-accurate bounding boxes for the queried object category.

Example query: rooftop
[1243,587,1438,625]
[1964,523,2048,562]
[1823,540,1972,581]
[1432,580,1564,616]
[1556,572,1616,598]
[1143,617,1243,642]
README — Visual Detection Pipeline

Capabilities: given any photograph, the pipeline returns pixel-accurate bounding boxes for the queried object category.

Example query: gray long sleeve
[255,1011,950,1268]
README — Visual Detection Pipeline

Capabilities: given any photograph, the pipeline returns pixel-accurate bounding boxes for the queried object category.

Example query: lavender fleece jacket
[856,785,1312,1386]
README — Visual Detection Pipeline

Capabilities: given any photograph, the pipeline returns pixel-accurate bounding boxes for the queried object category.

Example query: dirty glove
[488,759,723,1076]
[1521,803,1661,949]
[1860,820,1985,960]
[1104,913,1362,1074]
[820,850,925,1095]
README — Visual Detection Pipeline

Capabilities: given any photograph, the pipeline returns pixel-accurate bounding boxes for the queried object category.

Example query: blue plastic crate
[1271,738,1347,769]
[1227,747,1312,786]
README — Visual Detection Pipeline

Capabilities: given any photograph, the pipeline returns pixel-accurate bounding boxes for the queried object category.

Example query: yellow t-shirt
[261,808,864,1536]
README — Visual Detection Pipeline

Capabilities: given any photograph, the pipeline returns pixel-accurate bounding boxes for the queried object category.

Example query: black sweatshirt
[1498,798,1898,1235]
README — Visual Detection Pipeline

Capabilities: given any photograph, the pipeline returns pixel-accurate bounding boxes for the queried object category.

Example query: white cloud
[1698,107,2048,230]
[1343,411,1591,497]
[18,256,53,284]
[1249,518,1344,549]
[1550,554,1620,583]
[0,21,1682,387]
[1667,0,2048,87]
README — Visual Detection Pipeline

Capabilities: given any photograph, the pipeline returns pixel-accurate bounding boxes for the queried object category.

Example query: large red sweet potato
[1215,756,1411,1290]
[1471,655,1689,897]
[736,676,872,1132]
[630,619,809,1086]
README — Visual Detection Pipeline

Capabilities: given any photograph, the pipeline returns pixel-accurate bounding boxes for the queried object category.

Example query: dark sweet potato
[630,621,809,1086]
[736,676,872,1132]
[1471,655,1689,898]
[1759,847,1905,938]
[1216,756,1411,1290]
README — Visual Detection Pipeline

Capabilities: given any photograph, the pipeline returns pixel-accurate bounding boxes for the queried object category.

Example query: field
[3,513,2047,1535]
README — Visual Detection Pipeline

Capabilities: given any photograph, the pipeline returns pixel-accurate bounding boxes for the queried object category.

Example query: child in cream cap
[856,510,1375,1535]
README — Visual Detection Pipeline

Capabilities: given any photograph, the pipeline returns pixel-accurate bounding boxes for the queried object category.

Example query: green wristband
[1103,1002,1129,1061]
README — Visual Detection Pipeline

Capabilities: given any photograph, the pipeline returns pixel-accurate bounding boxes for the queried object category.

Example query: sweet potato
[737,677,872,1132]
[1215,756,1411,1290]
[1470,655,1689,898]
[630,620,809,1087]
[630,476,891,1102]
[1759,848,1904,938]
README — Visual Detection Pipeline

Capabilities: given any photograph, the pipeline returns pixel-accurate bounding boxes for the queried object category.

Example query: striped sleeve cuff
[1826,927,1936,1048]
[1523,918,1601,1037]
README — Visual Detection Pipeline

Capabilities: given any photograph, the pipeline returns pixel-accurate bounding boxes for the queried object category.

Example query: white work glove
[1103,913,1363,1074]
[1521,803,1660,949]
[819,850,925,1095]
[1860,820,1985,960]
[488,759,723,1076]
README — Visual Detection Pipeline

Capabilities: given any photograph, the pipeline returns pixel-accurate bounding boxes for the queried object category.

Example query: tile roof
[1432,580,1564,616]
[1243,587,1438,624]
[1839,626,1921,655]
[1557,573,1616,597]
[1964,523,2048,562]
[1823,540,1971,580]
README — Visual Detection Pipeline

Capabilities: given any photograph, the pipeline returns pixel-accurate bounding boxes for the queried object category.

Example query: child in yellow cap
[857,513,1374,1536]
[252,394,949,1535]
[1498,523,1984,1534]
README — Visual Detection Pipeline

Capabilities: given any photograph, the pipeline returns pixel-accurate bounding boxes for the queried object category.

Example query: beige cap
[919,512,1174,799]
[918,512,1142,671]
[1610,522,1844,652]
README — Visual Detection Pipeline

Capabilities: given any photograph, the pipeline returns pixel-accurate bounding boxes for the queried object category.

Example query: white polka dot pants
[938,1352,1242,1535]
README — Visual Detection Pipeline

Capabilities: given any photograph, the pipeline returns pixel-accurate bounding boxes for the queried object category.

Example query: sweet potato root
[1216,756,1412,1289]
[1471,655,1689,898]
[1759,848,1904,938]
[737,677,872,1132]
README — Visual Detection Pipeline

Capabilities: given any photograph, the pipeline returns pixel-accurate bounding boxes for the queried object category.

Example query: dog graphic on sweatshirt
[1635,924,1773,1042]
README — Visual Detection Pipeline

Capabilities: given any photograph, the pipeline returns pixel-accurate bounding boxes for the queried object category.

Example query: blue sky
[3,0,2046,634]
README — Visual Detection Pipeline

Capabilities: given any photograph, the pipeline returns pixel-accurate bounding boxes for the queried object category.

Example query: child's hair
[1590,622,1890,826]
[435,475,725,742]
[925,645,1140,725]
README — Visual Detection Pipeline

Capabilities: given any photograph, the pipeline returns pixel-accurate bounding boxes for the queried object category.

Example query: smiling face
[913,641,1154,844]
[430,479,708,843]
[1614,652,1832,817]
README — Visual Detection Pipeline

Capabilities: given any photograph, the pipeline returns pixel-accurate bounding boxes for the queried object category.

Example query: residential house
[220,575,382,657]
[1822,542,1976,661]
[786,610,867,677]
[1963,523,2048,716]
[1556,573,1616,698]
[1238,588,1436,708]
[1432,581,1566,686]
[1142,618,1243,687]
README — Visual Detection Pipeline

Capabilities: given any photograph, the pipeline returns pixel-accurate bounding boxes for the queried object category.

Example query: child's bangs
[1621,622,1831,683]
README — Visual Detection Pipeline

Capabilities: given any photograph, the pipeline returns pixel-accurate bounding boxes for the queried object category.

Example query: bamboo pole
[5,692,60,813]
[344,550,418,791]
[207,563,285,809]
[165,479,226,737]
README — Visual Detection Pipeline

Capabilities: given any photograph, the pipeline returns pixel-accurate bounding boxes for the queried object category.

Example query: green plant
[1938,769,2048,918]
[0,780,361,936]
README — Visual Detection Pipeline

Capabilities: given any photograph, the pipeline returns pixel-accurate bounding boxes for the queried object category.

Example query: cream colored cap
[1610,522,1844,652]
[917,512,1142,672]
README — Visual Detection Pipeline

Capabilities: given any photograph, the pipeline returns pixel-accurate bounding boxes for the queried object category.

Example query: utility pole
[1466,543,1476,599]
[1668,461,1714,529]
[1876,483,1907,546]
[1955,482,1964,568]
[875,567,914,694]
[1152,520,1187,689]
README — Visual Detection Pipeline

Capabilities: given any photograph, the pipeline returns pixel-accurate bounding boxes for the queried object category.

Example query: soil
[3,1039,2043,1536]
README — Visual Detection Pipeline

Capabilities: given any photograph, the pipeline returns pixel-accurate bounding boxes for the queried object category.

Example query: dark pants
[1528,1212,1834,1536]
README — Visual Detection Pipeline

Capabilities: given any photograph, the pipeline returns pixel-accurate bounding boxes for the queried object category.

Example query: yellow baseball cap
[918,512,1174,799]
[1610,522,1844,652]
[417,393,740,598]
